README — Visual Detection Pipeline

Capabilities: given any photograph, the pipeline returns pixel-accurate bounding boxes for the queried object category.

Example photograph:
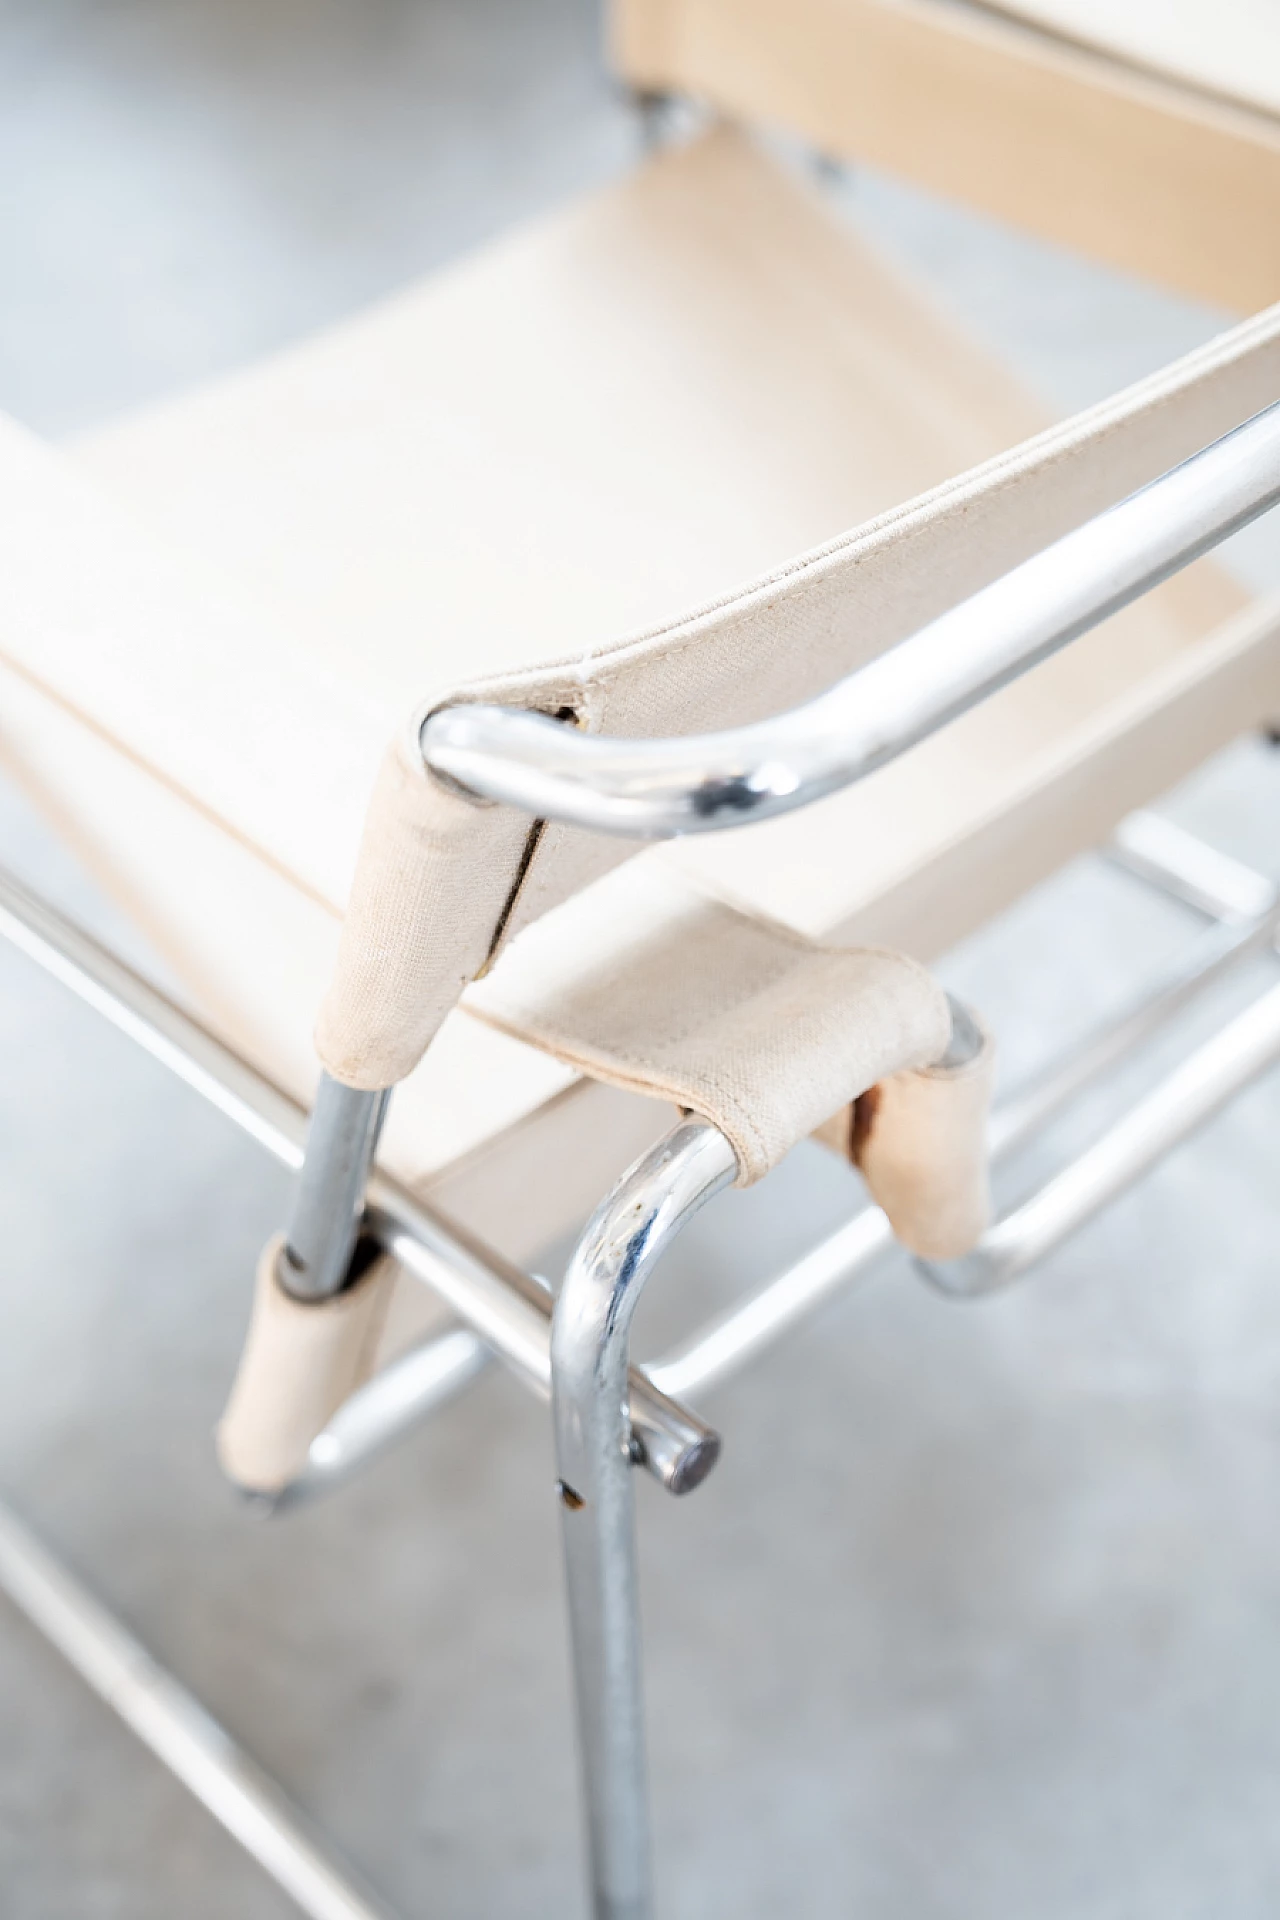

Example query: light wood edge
[611,0,1280,312]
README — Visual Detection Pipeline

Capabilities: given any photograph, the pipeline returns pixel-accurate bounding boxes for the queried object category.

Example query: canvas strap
[228,885,993,1491]
[464,864,955,1185]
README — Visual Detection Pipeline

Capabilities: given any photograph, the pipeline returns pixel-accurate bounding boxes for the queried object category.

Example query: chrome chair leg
[552,1120,737,1920]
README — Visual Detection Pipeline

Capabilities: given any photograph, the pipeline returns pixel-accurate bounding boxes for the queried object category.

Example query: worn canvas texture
[466,863,953,1185]
[316,298,1280,1087]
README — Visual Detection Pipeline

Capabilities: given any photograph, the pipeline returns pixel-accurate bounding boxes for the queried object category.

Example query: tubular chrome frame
[3,823,1279,1488]
[1106,810,1280,923]
[553,1120,738,1920]
[307,403,1280,1397]
[0,1497,396,1920]
[283,1075,390,1300]
[286,1326,492,1504]
[550,836,1280,1919]
[3,822,1280,1919]
[0,864,716,1500]
[648,888,1280,1396]
[921,979,1280,1298]
[421,400,1280,838]
[0,175,1276,1920]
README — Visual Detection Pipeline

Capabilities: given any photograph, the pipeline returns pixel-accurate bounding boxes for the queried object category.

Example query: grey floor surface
[2,2,1280,1916]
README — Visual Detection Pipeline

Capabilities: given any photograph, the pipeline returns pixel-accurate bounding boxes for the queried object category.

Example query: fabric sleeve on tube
[216,1234,396,1495]
[316,301,1280,1092]
[850,1023,995,1258]
[313,729,538,1088]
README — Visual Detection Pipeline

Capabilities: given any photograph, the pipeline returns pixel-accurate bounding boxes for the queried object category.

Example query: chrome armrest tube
[422,400,1280,838]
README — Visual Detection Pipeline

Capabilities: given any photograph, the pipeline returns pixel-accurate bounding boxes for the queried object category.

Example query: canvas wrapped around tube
[313,300,1280,1091]
[464,864,961,1185]
[813,1018,997,1259]
[230,886,992,1491]
[217,1234,397,1495]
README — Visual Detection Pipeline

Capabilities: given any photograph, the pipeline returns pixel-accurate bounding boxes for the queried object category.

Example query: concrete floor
[2,2,1280,1915]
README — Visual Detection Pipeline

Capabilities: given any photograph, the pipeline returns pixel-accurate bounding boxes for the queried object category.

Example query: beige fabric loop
[312,297,1280,1091]
[465,864,952,1184]
[815,1018,996,1257]
[217,1234,395,1494]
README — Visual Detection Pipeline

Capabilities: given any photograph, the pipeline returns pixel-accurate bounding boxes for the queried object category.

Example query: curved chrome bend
[552,1118,736,1920]
[914,1217,1030,1303]
[554,1117,736,1504]
[422,400,1280,839]
[918,975,1280,1302]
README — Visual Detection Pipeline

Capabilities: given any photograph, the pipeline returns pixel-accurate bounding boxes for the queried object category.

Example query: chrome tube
[922,978,1280,1298]
[0,868,307,1167]
[366,1196,721,1496]
[5,825,1276,1466]
[283,1075,389,1301]
[0,864,717,1496]
[287,1329,492,1504]
[647,1206,893,1401]
[1107,810,1280,923]
[0,1497,396,1920]
[653,872,1280,1395]
[422,401,1280,837]
[553,1120,738,1920]
[989,903,1280,1158]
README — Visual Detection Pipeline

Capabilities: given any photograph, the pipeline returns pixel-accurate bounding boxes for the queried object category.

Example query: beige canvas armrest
[466,862,959,1186]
